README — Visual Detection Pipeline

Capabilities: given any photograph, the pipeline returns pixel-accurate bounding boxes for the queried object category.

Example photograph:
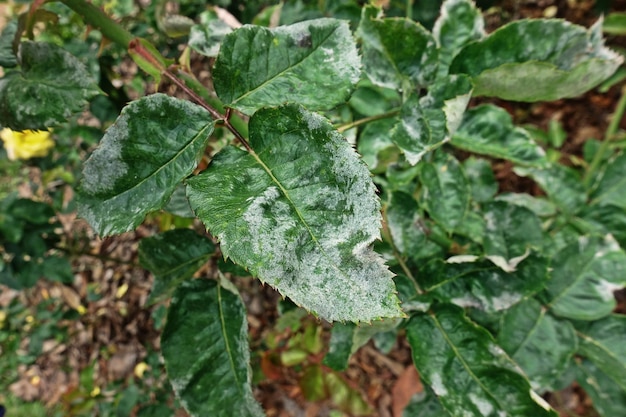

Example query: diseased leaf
[357,118,399,173]
[543,235,626,321]
[463,157,497,203]
[495,193,557,218]
[323,323,356,371]
[421,253,549,312]
[576,360,626,417]
[432,0,485,76]
[0,21,17,68]
[213,18,360,115]
[576,314,626,391]
[451,104,548,166]
[162,279,265,417]
[498,298,577,391]
[582,204,626,249]
[357,6,438,90]
[188,10,233,58]
[392,75,472,165]
[139,229,215,303]
[403,387,449,417]
[450,19,623,101]
[386,191,444,263]
[406,305,557,417]
[452,105,547,166]
[0,41,100,129]
[418,152,470,233]
[514,165,586,215]
[483,202,544,271]
[590,152,626,208]
[186,104,401,322]
[78,94,214,236]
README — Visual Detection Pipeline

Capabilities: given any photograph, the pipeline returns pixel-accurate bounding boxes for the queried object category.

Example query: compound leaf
[78,94,214,236]
[450,19,623,101]
[162,279,265,417]
[452,105,548,166]
[577,314,626,391]
[498,298,577,391]
[213,18,360,115]
[0,41,100,130]
[406,304,557,417]
[543,235,626,321]
[186,104,401,322]
[139,229,215,303]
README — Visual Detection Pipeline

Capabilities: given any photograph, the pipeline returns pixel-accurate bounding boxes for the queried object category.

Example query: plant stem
[583,84,626,188]
[59,0,134,47]
[336,109,400,133]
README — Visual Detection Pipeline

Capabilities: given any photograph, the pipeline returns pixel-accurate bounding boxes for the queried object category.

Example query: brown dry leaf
[391,366,422,417]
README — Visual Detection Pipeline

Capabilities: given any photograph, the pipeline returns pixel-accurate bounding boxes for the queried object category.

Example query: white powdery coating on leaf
[81,116,129,194]
[430,373,448,396]
[468,393,495,416]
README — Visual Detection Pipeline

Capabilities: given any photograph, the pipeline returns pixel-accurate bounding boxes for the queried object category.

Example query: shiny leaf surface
[162,279,265,417]
[406,305,557,417]
[450,19,623,101]
[543,235,626,320]
[498,298,577,391]
[213,18,360,115]
[78,94,214,236]
[452,105,547,166]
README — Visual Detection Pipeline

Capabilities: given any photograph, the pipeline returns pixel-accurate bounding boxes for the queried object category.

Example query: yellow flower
[0,128,54,160]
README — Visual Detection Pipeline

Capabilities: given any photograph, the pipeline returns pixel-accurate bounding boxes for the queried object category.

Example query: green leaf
[78,94,214,236]
[603,12,626,35]
[543,235,626,321]
[514,165,586,215]
[403,388,449,417]
[0,41,100,130]
[391,75,472,165]
[432,0,484,77]
[482,202,544,271]
[452,105,547,166]
[406,305,557,417]
[188,10,233,58]
[495,193,557,218]
[421,253,549,312]
[162,279,265,417]
[213,18,360,115]
[357,6,438,90]
[418,152,470,233]
[463,157,497,203]
[0,21,17,68]
[323,323,356,371]
[385,191,443,263]
[357,118,399,173]
[576,360,626,417]
[450,19,623,101]
[590,152,626,208]
[186,104,401,322]
[582,204,626,249]
[139,229,215,303]
[577,314,626,391]
[498,298,577,391]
